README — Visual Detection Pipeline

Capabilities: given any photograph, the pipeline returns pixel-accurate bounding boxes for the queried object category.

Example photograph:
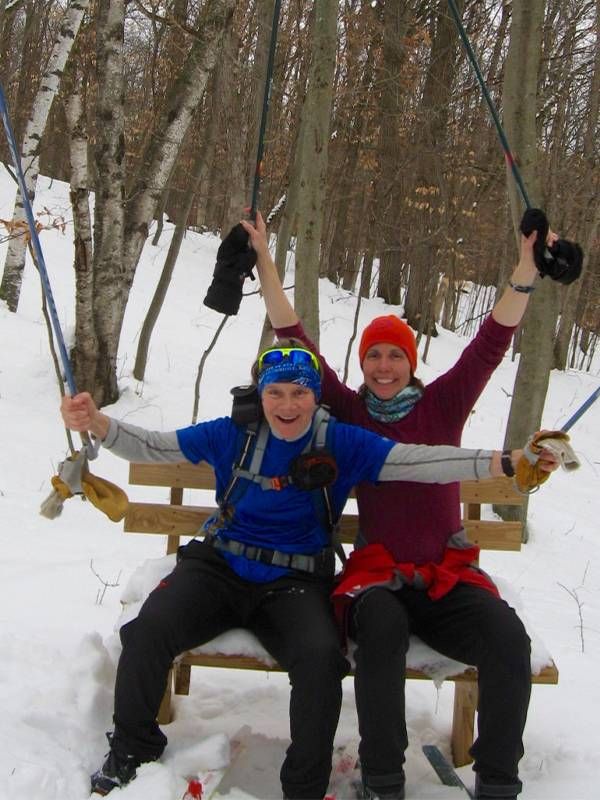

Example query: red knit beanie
[358,315,418,372]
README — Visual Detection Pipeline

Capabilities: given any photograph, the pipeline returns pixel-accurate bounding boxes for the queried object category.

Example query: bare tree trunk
[498,0,549,533]
[65,88,96,394]
[290,0,337,344]
[374,0,412,306]
[554,0,600,369]
[403,0,464,335]
[219,24,247,233]
[88,0,126,405]
[0,0,90,312]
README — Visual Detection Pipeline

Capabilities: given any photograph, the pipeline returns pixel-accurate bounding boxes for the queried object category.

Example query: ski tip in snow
[422,745,474,798]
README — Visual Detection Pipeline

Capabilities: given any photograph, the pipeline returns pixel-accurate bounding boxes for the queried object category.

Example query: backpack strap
[211,407,346,568]
[309,408,347,566]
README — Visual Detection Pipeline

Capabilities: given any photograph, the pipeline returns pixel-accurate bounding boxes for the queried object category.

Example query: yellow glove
[50,474,74,500]
[41,450,129,522]
[81,471,129,522]
[515,429,578,493]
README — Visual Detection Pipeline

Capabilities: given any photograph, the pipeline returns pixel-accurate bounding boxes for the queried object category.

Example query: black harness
[203,388,344,577]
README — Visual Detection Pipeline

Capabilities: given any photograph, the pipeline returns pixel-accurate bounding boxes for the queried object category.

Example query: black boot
[90,733,144,796]
[358,769,406,800]
[474,774,522,800]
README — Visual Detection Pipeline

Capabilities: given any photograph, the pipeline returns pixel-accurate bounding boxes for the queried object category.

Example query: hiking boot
[358,770,406,800]
[359,788,405,800]
[474,774,522,800]
[90,733,141,796]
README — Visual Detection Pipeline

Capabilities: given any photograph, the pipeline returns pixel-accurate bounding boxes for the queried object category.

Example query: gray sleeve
[378,443,493,483]
[102,418,185,463]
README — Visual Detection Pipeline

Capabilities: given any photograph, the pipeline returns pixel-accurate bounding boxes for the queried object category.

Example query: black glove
[520,208,583,285]
[543,238,583,285]
[203,224,257,315]
[520,208,550,274]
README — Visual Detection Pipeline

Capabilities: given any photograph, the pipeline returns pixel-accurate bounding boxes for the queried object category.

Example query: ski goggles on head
[258,346,320,373]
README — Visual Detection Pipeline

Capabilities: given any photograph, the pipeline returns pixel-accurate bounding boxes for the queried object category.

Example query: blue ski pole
[0,80,77,396]
[561,385,600,433]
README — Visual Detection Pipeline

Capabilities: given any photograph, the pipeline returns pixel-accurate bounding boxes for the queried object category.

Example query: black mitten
[543,239,583,285]
[520,208,549,274]
[203,224,258,315]
[520,209,583,285]
[216,224,257,270]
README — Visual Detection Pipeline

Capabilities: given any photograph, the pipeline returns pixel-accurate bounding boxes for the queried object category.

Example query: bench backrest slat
[124,500,523,551]
[128,464,525,506]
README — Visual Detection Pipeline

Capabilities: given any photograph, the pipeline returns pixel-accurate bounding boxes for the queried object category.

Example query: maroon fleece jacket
[274,315,515,565]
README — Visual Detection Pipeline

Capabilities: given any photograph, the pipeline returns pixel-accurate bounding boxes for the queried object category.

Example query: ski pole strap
[206,534,336,577]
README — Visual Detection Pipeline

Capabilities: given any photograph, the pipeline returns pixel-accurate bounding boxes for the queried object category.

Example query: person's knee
[288,635,349,684]
[351,589,409,652]
[481,603,531,669]
[120,608,175,654]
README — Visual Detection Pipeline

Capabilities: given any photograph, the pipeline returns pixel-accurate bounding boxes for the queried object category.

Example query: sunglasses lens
[289,350,314,366]
[261,350,284,367]
[259,348,317,370]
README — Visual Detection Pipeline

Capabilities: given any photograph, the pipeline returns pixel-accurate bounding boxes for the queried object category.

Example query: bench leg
[174,662,191,696]
[156,668,174,725]
[451,681,478,767]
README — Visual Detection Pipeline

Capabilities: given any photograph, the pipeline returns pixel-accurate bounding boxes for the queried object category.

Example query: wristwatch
[501,449,515,477]
[509,280,535,294]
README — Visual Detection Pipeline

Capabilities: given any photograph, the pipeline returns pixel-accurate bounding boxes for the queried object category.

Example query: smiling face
[361,343,412,400]
[261,382,317,440]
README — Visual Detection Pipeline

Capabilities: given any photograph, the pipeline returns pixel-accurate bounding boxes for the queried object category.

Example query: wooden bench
[124,462,559,767]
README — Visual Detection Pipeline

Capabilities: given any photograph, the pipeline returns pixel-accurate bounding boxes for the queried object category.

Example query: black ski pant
[350,583,531,792]
[112,540,349,800]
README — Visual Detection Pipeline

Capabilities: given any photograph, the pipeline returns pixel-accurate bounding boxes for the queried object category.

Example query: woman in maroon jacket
[242,213,558,800]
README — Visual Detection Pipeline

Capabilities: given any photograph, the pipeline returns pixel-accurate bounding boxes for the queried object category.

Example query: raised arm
[240,212,298,329]
[491,227,558,327]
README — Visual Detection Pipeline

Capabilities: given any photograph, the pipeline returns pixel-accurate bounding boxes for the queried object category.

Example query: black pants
[111,540,349,800]
[350,584,531,788]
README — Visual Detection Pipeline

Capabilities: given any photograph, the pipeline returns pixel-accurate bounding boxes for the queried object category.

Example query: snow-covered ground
[0,165,598,799]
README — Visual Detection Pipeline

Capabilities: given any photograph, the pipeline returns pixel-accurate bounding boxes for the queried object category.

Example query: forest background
[0,0,599,525]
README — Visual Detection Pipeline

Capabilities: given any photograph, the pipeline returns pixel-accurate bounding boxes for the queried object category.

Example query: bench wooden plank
[129,461,216,489]
[175,651,558,684]
[125,502,522,550]
[460,476,525,505]
[128,465,525,506]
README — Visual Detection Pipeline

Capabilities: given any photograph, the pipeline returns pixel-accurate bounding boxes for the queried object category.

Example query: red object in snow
[183,779,203,799]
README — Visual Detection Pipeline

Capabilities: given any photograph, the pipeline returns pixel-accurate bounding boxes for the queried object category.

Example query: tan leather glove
[41,450,128,522]
[81,471,129,522]
[515,430,579,493]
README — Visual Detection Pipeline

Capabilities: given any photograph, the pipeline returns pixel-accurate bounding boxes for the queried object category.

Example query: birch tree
[71,0,237,405]
[0,0,90,312]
